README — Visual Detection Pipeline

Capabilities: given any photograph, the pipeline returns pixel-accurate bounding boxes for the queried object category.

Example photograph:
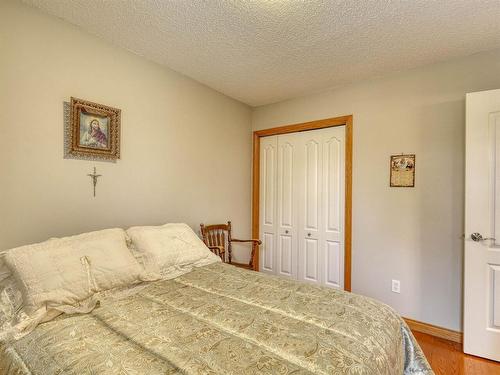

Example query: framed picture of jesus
[69,97,121,160]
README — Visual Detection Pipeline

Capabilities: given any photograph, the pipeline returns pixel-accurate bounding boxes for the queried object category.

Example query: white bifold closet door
[259,126,345,289]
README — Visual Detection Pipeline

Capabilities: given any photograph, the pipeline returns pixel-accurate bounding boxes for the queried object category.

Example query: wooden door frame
[252,115,353,291]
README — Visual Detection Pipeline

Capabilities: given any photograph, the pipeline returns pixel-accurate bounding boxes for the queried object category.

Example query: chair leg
[249,243,256,270]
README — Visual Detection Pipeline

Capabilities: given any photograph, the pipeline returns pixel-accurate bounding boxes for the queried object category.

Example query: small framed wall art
[390,154,415,187]
[67,97,121,161]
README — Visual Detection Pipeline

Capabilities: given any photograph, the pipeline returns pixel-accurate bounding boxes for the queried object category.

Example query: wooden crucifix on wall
[87,167,102,197]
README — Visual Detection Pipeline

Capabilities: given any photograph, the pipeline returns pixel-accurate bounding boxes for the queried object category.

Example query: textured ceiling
[23,0,500,106]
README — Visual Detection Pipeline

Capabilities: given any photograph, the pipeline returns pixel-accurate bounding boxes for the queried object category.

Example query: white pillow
[3,228,148,318]
[126,223,219,276]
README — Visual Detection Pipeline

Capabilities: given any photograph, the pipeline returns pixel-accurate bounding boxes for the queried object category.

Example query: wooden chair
[200,221,261,270]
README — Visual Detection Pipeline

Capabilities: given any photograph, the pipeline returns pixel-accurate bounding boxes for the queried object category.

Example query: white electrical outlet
[391,279,401,293]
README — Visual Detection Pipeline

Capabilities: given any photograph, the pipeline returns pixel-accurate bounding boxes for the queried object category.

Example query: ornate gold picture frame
[390,154,415,187]
[69,97,121,160]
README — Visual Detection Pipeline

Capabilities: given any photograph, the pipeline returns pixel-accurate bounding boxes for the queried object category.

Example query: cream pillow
[126,223,220,276]
[0,258,23,335]
[3,228,149,318]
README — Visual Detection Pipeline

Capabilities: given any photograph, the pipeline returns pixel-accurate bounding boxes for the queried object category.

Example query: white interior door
[465,89,500,361]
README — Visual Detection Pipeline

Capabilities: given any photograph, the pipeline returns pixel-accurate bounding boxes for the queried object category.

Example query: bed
[0,262,432,374]
[0,224,432,374]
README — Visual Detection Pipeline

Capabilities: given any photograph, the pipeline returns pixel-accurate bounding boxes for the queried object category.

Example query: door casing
[252,115,353,291]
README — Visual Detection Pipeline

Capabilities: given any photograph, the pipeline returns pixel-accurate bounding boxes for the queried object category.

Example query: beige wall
[0,0,253,262]
[4,0,500,334]
[253,49,500,331]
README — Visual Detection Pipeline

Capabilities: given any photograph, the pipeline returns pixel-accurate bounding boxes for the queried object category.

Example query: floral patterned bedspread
[0,263,433,374]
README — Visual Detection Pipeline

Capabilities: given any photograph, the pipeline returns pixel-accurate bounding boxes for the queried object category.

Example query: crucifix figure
[87,167,102,197]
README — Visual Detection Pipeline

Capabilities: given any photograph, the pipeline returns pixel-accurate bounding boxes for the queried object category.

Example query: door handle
[470,233,496,242]
[285,230,289,234]
[307,233,311,237]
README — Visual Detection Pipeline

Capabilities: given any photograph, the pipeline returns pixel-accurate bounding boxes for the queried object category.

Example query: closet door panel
[279,142,294,228]
[322,128,345,289]
[262,233,275,272]
[304,238,319,281]
[259,136,278,274]
[263,144,276,227]
[325,240,341,287]
[297,133,322,285]
[305,140,320,232]
[325,136,341,240]
[279,235,293,275]
[277,136,298,278]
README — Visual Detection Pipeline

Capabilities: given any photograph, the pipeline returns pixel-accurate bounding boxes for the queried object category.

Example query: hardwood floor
[414,331,500,374]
